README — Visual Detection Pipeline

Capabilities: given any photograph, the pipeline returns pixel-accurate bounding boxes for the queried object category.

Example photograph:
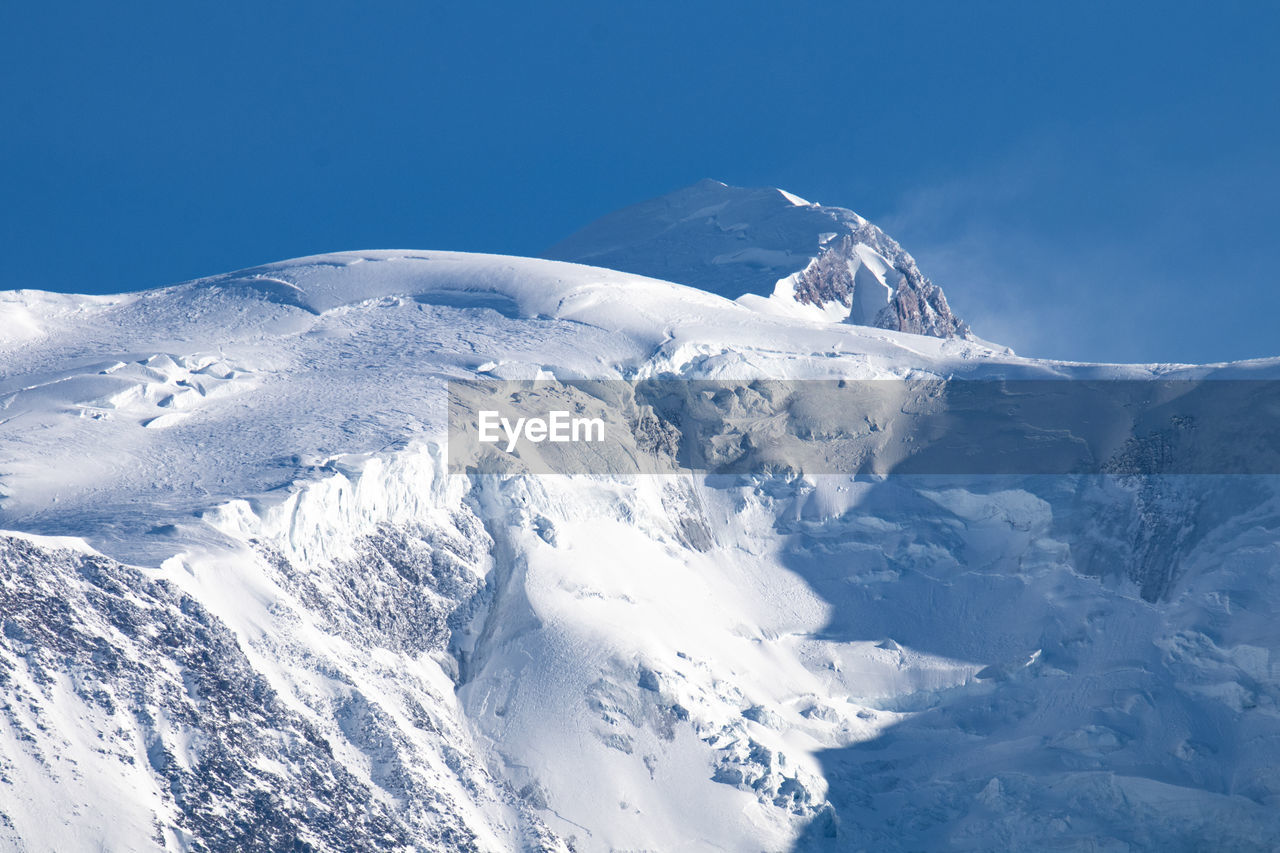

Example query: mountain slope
[545,179,969,338]
[1,251,1279,850]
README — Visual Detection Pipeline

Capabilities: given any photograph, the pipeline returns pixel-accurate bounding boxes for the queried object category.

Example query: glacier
[1,189,1279,850]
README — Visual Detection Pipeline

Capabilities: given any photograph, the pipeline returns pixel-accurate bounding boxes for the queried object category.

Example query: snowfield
[3,186,1280,851]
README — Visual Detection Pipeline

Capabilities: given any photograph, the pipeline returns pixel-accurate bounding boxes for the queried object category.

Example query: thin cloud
[874,129,1280,365]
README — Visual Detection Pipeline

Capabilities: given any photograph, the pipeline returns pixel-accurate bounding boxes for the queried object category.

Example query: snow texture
[0,220,1279,850]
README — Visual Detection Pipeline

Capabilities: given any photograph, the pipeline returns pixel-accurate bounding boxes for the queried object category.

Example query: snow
[544,180,963,339]
[544,180,885,300]
[777,188,813,207]
[1,244,1280,850]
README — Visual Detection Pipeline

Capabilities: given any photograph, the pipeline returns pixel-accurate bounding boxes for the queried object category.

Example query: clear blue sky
[2,1,1277,364]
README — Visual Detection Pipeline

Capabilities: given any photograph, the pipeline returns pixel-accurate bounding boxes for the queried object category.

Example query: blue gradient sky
[2,1,1277,364]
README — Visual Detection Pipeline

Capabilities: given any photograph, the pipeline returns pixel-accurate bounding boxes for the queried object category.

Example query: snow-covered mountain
[1,220,1279,847]
[545,179,969,338]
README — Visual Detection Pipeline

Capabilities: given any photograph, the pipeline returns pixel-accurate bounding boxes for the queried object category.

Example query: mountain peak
[545,180,968,339]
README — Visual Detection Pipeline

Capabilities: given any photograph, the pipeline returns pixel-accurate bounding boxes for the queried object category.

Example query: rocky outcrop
[791,234,968,337]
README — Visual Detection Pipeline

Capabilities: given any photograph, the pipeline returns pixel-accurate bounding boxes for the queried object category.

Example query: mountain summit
[545,179,969,339]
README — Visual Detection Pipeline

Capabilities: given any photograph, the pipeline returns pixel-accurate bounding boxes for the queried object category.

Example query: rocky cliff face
[789,234,968,337]
[0,526,548,852]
